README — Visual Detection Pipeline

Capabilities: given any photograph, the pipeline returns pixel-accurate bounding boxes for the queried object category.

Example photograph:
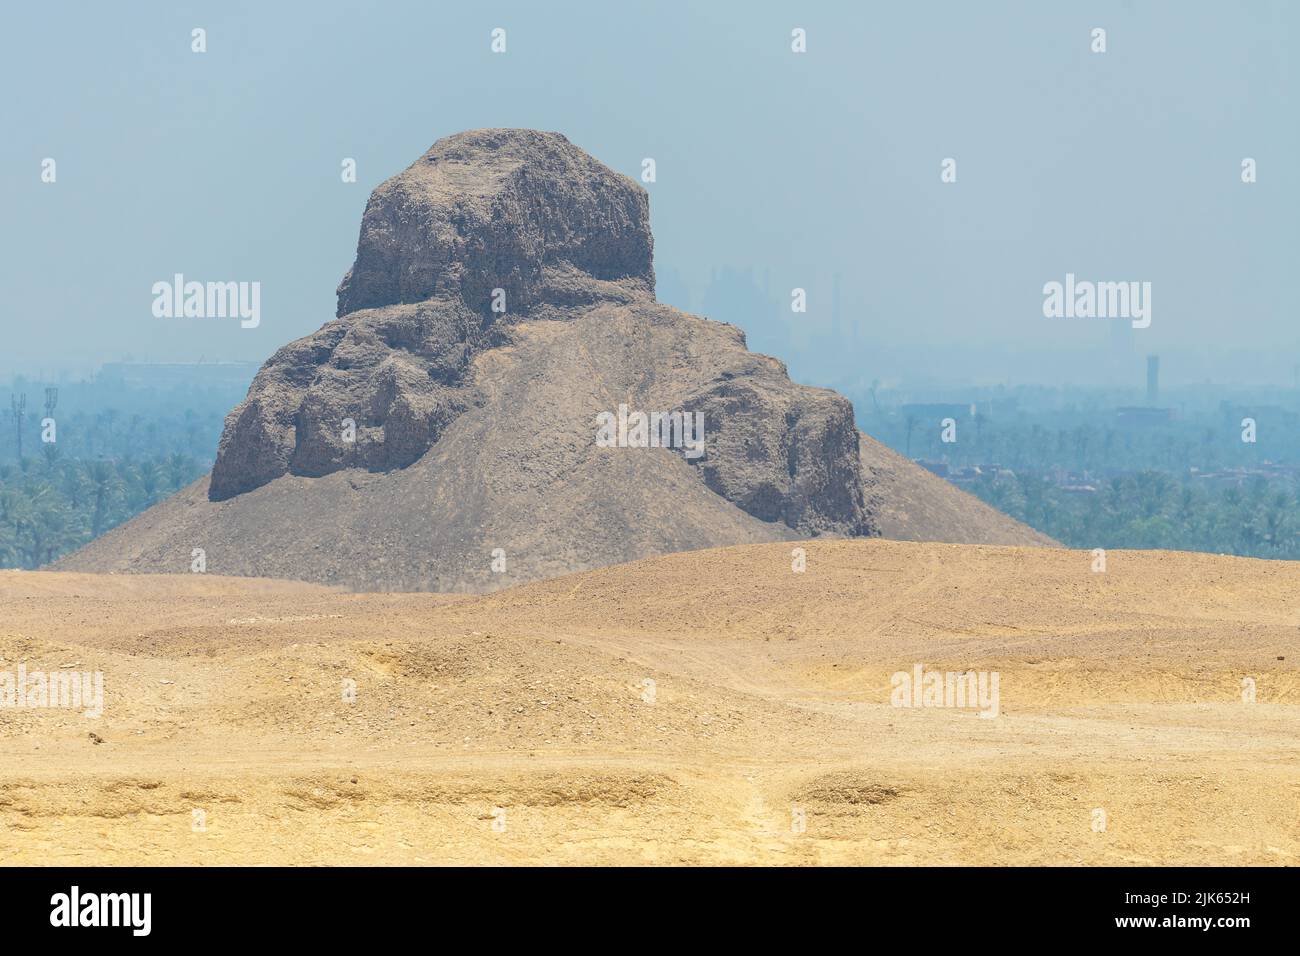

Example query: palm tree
[25,487,71,567]
[137,459,162,503]
[166,452,192,490]
[87,460,116,537]
[97,409,119,450]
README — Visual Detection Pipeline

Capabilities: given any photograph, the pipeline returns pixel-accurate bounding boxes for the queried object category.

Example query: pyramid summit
[58,129,1052,591]
[336,129,656,317]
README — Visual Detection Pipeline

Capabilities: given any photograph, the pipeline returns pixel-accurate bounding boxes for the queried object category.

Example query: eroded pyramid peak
[335,129,655,317]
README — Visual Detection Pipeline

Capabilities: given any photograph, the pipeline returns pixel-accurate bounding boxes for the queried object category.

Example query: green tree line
[973,471,1300,558]
[0,452,204,569]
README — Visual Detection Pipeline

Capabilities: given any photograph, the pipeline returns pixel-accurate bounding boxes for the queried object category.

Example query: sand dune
[2,539,1297,865]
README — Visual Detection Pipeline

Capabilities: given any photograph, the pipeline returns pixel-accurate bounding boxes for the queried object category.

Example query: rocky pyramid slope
[56,129,1052,591]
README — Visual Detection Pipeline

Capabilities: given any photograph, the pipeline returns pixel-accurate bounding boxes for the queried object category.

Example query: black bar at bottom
[0,866,1285,941]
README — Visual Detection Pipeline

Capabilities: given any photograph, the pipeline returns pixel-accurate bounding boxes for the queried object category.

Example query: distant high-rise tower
[831,272,842,341]
[1146,354,1159,405]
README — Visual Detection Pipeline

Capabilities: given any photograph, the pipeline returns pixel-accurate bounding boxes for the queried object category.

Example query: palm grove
[2,396,1298,568]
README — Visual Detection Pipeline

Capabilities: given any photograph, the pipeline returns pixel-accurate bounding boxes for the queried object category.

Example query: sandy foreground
[1,538,1297,866]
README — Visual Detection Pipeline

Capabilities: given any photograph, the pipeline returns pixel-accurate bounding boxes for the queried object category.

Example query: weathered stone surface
[210,298,484,500]
[64,129,1052,591]
[335,128,655,316]
[211,130,657,501]
[209,128,876,540]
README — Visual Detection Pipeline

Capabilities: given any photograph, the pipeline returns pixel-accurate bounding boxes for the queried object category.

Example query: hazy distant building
[902,403,976,421]
[99,361,258,389]
[1146,355,1159,405]
[831,272,842,343]
[701,265,786,358]
[1218,402,1298,431]
[1116,406,1173,425]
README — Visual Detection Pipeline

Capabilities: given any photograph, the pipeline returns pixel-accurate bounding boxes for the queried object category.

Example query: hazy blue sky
[3,0,1296,387]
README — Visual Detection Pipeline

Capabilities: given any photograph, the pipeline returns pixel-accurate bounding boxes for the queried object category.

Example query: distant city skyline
[4,1,1296,387]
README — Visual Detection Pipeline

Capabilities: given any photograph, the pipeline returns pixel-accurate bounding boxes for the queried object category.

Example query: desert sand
[3,538,1297,865]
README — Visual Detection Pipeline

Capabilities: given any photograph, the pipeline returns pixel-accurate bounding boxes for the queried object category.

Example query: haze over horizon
[3,0,1296,388]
